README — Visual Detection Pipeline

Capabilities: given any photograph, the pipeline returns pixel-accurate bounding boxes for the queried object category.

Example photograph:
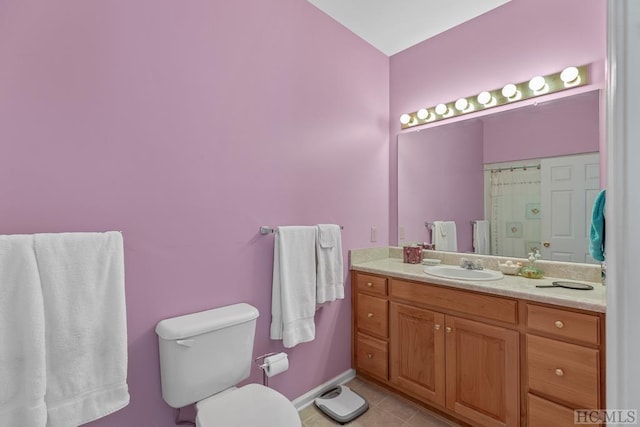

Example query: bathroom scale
[314,385,368,424]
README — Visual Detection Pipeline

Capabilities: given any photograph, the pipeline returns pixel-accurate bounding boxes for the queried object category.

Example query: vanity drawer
[527,304,600,345]
[355,273,388,296]
[528,393,593,427]
[390,279,517,324]
[527,334,600,409]
[357,293,388,337]
[356,333,388,381]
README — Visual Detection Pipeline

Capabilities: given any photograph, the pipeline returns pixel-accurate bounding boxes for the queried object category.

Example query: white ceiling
[306,0,511,56]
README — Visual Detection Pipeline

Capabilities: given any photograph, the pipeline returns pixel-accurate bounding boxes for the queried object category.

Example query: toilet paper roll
[264,352,289,377]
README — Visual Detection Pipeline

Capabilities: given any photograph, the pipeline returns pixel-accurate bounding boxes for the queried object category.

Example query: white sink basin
[424,265,504,281]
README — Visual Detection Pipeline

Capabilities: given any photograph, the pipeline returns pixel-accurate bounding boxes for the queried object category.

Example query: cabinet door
[390,302,445,406]
[445,316,520,427]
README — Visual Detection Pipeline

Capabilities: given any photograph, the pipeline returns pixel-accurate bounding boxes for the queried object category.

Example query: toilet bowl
[156,303,301,427]
[195,384,300,427]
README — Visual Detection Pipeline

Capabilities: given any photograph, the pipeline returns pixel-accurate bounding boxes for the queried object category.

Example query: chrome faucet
[460,258,483,270]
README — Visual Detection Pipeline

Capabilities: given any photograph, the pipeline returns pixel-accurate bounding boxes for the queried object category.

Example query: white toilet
[155,303,301,427]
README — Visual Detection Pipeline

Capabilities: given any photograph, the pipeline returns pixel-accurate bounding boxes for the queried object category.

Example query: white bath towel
[0,235,47,427]
[432,221,458,252]
[34,232,129,427]
[270,226,317,348]
[315,224,344,304]
[473,220,490,255]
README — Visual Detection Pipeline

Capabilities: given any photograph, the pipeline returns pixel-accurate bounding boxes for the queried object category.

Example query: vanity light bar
[399,65,589,129]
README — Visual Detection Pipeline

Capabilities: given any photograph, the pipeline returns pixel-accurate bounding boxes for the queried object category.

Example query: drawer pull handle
[445,327,452,333]
[555,320,564,329]
[367,313,374,318]
[367,353,373,359]
[435,324,441,330]
[555,368,564,377]
[367,282,373,287]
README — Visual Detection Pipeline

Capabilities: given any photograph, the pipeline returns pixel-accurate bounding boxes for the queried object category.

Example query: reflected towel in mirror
[473,220,490,254]
[432,221,458,252]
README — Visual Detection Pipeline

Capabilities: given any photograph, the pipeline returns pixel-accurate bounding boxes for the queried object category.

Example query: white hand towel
[315,224,344,304]
[34,232,129,427]
[473,220,490,255]
[0,235,47,427]
[432,221,458,252]
[270,226,317,348]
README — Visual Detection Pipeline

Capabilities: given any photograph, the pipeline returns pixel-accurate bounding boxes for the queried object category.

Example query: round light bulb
[502,84,517,98]
[454,98,469,111]
[435,103,448,115]
[529,76,546,91]
[416,108,429,120]
[477,91,492,105]
[560,66,579,83]
[400,113,411,125]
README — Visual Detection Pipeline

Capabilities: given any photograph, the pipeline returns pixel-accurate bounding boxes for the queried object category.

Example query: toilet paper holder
[255,352,288,387]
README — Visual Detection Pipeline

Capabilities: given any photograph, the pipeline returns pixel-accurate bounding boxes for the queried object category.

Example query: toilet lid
[196,383,301,427]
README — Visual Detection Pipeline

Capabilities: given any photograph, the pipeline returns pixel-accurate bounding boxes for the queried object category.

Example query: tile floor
[298,377,461,427]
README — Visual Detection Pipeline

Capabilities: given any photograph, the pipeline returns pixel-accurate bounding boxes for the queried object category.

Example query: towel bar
[428,221,479,229]
[259,225,343,235]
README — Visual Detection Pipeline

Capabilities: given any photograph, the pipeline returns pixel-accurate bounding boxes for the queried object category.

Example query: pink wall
[0,1,389,426]
[398,120,484,252]
[390,0,607,243]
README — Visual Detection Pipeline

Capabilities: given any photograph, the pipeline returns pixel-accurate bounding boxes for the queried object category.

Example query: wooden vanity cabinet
[354,273,520,426]
[353,273,389,381]
[352,271,605,427]
[389,302,519,426]
[525,303,604,427]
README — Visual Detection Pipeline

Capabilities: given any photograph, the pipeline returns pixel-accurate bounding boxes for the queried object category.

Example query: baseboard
[292,369,356,410]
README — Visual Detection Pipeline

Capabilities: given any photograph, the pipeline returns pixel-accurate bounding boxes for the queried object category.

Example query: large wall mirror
[397,90,602,264]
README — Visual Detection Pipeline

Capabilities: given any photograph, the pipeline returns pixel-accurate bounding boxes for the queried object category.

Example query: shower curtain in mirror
[489,168,541,258]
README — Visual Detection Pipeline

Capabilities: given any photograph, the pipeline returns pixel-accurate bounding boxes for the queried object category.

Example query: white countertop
[351,257,606,313]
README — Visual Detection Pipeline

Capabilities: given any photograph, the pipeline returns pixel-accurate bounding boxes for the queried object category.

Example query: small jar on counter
[403,245,423,264]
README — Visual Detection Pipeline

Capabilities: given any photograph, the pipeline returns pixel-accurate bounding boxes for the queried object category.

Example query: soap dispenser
[520,250,544,279]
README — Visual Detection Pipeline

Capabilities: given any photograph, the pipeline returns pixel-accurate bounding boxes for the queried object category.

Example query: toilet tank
[155,303,259,408]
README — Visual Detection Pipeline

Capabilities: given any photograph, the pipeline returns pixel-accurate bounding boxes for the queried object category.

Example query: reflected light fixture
[399,64,589,129]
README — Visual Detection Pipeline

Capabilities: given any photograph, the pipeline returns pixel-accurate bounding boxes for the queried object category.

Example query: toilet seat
[195,383,301,427]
